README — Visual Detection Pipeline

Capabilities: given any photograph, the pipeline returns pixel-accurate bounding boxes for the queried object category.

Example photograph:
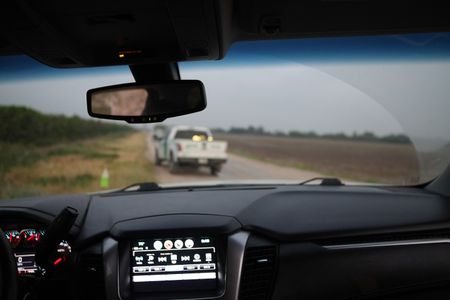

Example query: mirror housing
[86,80,206,123]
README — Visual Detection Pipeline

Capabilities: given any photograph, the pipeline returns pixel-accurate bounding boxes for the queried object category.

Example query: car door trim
[324,238,450,250]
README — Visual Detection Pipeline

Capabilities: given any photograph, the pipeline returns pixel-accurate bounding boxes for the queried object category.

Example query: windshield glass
[1,32,450,198]
[175,130,210,140]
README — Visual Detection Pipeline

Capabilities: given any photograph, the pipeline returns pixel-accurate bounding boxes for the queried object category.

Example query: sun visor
[237,0,450,40]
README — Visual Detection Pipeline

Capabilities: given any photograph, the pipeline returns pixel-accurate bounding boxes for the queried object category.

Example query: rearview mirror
[87,81,206,123]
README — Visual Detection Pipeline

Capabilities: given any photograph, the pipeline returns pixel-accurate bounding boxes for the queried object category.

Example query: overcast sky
[1,59,450,146]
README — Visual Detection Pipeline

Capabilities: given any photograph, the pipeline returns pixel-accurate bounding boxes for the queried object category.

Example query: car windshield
[175,130,210,140]
[1,32,450,199]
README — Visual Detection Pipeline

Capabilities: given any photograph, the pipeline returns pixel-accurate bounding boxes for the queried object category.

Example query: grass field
[1,132,155,199]
[216,133,420,184]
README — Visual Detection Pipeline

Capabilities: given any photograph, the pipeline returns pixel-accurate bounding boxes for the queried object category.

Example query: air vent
[78,254,106,300]
[239,246,277,300]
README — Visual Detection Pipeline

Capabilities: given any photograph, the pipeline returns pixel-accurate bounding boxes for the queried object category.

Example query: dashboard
[1,184,450,299]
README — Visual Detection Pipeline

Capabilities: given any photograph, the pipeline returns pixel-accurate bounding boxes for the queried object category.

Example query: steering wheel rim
[0,228,17,300]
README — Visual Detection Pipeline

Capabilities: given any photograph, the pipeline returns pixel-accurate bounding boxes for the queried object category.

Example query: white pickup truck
[153,125,228,175]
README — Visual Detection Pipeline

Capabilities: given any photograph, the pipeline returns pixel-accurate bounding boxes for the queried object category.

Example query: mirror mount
[120,64,182,123]
[130,63,180,82]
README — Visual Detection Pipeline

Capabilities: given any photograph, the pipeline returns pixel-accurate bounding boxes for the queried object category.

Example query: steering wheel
[0,228,17,300]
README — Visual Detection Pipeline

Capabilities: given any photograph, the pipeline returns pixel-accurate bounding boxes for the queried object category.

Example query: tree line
[212,125,411,144]
[0,105,133,146]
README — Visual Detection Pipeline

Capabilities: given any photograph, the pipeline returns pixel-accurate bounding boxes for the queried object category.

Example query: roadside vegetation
[1,106,154,199]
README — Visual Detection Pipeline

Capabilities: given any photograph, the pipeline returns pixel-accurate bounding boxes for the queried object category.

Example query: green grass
[1,138,120,179]
[1,132,155,199]
[33,173,95,187]
[0,105,133,180]
[0,186,43,199]
[0,143,42,176]
[48,146,118,160]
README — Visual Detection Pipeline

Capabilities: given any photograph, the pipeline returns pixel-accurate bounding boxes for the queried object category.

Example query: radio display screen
[131,236,217,293]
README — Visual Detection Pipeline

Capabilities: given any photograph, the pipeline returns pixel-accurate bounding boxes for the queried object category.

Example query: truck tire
[169,153,178,173]
[154,150,162,166]
[210,165,221,176]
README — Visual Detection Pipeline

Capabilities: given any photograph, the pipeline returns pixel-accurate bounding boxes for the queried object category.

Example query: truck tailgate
[176,140,227,160]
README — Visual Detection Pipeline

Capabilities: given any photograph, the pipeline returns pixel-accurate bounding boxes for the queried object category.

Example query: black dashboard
[1,184,450,299]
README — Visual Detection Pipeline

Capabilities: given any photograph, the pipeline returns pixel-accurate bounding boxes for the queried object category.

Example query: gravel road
[146,136,322,185]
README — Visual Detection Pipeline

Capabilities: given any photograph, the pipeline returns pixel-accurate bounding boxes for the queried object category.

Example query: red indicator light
[53,258,63,266]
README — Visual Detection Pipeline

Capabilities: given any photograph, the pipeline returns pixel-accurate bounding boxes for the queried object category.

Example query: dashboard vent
[78,253,106,300]
[239,246,277,300]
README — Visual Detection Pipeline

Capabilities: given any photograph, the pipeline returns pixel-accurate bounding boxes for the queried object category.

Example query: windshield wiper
[120,182,161,192]
[116,182,278,193]
[299,177,344,186]
[117,179,343,193]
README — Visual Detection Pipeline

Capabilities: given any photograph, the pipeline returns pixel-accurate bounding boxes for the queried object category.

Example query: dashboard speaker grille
[239,246,277,300]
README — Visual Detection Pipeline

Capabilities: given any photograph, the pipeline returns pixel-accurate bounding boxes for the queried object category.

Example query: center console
[103,214,247,300]
[130,235,225,299]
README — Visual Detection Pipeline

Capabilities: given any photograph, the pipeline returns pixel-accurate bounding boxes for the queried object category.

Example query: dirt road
[146,136,322,185]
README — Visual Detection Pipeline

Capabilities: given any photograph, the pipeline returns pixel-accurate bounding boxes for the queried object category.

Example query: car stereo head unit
[131,236,219,294]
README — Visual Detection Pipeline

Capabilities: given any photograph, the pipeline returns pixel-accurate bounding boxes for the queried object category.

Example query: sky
[1,33,450,147]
